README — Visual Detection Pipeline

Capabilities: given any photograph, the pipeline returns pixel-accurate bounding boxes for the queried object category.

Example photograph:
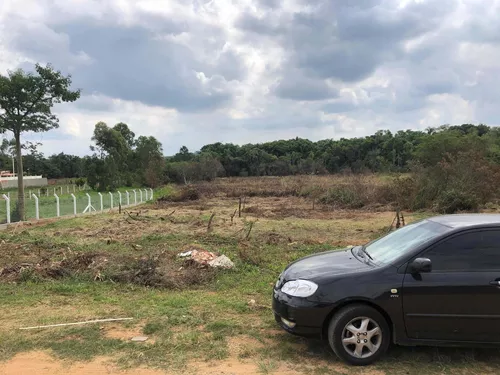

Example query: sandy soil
[0,350,390,375]
[0,352,163,375]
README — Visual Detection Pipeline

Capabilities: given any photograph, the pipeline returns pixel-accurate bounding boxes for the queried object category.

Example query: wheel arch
[321,299,394,342]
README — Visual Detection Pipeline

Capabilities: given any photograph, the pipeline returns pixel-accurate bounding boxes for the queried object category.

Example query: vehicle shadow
[273,334,500,371]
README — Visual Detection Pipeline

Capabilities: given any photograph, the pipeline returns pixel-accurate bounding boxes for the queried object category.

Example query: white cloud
[1,0,500,156]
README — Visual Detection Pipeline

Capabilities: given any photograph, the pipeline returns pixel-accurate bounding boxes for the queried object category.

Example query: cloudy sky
[1,0,499,156]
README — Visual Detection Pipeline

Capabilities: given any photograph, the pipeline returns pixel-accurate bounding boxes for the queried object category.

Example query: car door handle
[490,281,500,286]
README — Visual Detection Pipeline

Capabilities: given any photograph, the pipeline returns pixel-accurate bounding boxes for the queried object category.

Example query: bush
[435,190,479,214]
[401,150,500,212]
[319,186,364,208]
[75,177,86,187]
[157,185,200,202]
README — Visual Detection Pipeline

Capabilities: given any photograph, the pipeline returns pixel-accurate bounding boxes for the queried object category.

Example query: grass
[0,183,498,374]
[0,187,156,223]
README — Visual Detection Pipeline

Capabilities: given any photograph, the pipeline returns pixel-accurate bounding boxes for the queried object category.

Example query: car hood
[282,248,372,282]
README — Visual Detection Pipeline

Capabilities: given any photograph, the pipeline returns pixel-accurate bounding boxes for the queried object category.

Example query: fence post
[54,193,60,217]
[143,189,148,201]
[118,191,122,207]
[71,193,77,216]
[73,185,76,193]
[32,194,39,220]
[126,191,130,206]
[83,193,95,213]
[2,194,10,224]
[38,189,41,197]
[60,186,63,195]
[54,187,56,196]
[133,190,137,204]
[98,192,103,212]
[46,189,48,197]
[139,189,143,203]
[29,189,32,199]
[109,192,113,209]
[150,188,153,200]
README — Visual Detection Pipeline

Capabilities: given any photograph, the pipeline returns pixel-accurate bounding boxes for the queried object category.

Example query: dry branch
[207,212,216,232]
[245,221,255,240]
[19,318,133,330]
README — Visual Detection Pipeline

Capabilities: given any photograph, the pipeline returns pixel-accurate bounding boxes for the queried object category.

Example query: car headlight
[281,280,318,297]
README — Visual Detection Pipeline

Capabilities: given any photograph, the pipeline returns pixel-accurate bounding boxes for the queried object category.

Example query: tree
[89,122,131,190]
[113,122,136,148]
[0,64,80,220]
[135,136,164,187]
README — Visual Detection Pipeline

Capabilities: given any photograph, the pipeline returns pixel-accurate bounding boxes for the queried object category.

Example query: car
[272,214,500,366]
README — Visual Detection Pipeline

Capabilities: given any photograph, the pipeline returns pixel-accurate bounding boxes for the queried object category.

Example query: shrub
[403,150,500,212]
[435,190,479,214]
[319,186,364,208]
[157,185,200,202]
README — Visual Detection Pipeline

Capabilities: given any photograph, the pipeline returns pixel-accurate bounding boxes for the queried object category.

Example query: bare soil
[0,350,395,375]
[0,352,164,375]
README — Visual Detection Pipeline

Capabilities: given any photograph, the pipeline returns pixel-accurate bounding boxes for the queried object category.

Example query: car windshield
[364,219,451,265]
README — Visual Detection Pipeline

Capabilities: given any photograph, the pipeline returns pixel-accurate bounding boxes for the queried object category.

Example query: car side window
[424,230,500,272]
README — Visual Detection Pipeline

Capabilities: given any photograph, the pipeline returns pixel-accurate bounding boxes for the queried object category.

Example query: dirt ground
[0,350,386,375]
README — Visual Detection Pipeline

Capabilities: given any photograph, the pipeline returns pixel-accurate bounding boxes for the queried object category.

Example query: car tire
[328,304,390,366]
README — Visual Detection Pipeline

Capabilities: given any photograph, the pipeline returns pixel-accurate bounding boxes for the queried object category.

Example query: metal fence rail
[1,188,154,224]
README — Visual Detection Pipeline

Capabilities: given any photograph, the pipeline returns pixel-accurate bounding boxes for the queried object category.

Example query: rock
[208,255,234,269]
[131,336,148,342]
[248,299,256,307]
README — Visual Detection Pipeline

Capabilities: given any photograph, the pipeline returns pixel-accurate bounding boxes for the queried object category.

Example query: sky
[1,0,500,156]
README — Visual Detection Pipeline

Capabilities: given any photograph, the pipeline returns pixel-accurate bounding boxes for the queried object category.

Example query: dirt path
[0,352,162,375]
[0,351,328,375]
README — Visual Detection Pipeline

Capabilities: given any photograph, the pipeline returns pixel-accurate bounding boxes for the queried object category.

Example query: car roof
[427,214,500,228]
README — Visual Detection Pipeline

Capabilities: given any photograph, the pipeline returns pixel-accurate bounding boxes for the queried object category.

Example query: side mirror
[408,258,432,274]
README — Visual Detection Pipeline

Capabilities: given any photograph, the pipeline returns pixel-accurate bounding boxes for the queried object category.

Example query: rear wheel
[328,304,390,366]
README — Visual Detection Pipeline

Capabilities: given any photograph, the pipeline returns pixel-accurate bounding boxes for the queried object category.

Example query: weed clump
[158,186,200,203]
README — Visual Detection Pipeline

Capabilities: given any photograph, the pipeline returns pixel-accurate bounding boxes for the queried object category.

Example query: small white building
[0,175,48,189]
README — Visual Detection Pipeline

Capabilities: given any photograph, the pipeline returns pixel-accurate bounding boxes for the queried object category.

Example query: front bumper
[272,288,333,338]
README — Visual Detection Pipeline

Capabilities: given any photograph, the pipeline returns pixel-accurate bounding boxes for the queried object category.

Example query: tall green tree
[0,64,80,220]
[135,135,164,187]
[88,122,132,190]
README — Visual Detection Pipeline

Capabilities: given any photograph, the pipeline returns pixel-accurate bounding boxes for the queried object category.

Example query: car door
[402,229,500,342]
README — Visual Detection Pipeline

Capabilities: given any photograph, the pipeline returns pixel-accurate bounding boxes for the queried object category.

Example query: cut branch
[207,212,216,232]
[230,209,237,225]
[245,221,255,240]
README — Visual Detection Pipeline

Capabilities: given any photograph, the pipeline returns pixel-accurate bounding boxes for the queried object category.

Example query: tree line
[1,123,499,185]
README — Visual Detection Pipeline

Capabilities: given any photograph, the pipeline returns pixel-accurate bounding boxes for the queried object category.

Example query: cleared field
[0,192,498,375]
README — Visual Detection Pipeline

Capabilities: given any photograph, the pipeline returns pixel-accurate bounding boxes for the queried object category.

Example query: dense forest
[0,123,498,188]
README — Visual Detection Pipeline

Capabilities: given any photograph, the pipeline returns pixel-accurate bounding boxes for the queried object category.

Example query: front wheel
[328,304,390,366]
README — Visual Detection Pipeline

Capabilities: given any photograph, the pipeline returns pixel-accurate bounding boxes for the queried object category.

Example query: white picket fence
[1,188,154,224]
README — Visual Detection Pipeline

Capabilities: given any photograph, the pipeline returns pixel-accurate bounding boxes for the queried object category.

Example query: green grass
[1,195,500,374]
[0,187,158,223]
